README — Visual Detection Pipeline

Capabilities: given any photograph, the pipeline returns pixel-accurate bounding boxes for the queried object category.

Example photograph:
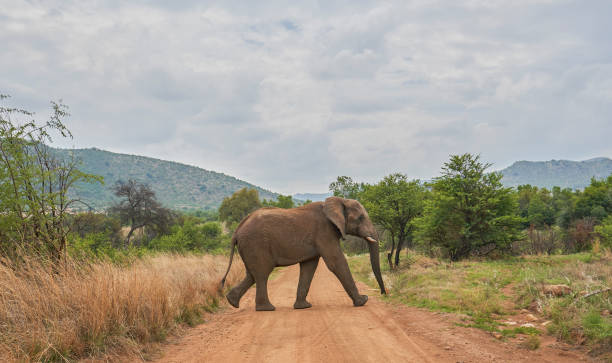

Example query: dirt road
[151,264,592,363]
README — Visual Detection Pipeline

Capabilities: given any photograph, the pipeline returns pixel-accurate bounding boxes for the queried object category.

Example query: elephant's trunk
[367,239,387,295]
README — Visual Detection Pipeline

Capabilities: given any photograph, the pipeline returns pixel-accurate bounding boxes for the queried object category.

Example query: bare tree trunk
[394,239,403,267]
[125,226,136,247]
[387,234,396,270]
[394,227,406,267]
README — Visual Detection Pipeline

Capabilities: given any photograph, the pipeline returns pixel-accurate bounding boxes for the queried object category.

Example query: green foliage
[514,175,612,253]
[595,215,612,249]
[0,95,101,261]
[551,186,577,228]
[414,154,523,260]
[575,176,612,220]
[69,212,121,240]
[66,212,230,259]
[68,233,149,264]
[517,185,556,227]
[218,188,262,225]
[187,209,219,221]
[262,194,295,208]
[582,310,612,344]
[360,173,426,266]
[329,176,364,199]
[148,220,229,253]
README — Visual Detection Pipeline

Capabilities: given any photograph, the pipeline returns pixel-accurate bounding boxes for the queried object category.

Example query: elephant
[219,196,386,311]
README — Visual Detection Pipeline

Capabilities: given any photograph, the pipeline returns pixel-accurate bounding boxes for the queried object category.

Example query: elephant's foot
[353,294,368,307]
[226,291,240,308]
[255,302,276,311]
[293,300,312,309]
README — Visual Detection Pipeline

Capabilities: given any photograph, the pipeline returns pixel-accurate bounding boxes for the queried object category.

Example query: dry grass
[0,254,243,362]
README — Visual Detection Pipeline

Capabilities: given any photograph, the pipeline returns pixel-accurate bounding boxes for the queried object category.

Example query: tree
[218,188,262,225]
[574,176,612,220]
[329,176,364,199]
[551,186,576,228]
[414,154,522,260]
[595,215,612,249]
[360,174,426,268]
[110,179,173,246]
[262,194,295,208]
[0,94,100,261]
[517,185,555,228]
[69,212,121,240]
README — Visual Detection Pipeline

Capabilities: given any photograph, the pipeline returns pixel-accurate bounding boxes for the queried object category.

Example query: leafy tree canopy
[574,176,612,220]
[0,94,101,261]
[329,176,364,200]
[360,173,426,268]
[414,154,523,260]
[218,188,262,225]
[263,194,295,209]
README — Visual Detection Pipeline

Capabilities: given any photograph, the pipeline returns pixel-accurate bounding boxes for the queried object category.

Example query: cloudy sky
[1,0,611,194]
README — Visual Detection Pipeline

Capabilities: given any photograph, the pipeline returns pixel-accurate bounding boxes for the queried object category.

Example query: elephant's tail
[219,234,238,292]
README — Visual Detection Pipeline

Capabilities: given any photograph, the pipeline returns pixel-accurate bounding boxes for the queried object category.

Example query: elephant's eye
[358,215,364,221]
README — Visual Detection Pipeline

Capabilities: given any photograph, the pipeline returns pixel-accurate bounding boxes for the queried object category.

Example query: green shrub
[148,221,229,253]
[595,216,612,249]
[583,310,612,344]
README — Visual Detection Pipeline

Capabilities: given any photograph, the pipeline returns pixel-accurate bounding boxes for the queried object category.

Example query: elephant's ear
[323,196,346,239]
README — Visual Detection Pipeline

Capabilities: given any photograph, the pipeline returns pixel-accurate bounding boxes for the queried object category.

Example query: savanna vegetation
[0,96,242,361]
[1,94,610,360]
[349,251,611,358]
[330,153,612,263]
[333,154,611,358]
[0,254,243,361]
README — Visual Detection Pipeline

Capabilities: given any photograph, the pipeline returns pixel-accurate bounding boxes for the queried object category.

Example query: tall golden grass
[0,254,243,362]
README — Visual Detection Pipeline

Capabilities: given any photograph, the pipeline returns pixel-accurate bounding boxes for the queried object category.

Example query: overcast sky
[2,0,611,194]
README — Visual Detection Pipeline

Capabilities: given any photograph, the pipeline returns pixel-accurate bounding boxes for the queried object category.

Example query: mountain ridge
[56,147,612,210]
[499,157,612,190]
[55,147,278,211]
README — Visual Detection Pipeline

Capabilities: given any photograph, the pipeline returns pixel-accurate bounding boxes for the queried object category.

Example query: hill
[55,148,277,211]
[499,157,612,190]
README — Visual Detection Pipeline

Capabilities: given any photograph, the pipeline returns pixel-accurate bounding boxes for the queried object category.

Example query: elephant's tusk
[365,237,377,244]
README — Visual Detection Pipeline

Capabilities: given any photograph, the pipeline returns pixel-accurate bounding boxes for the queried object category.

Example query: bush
[566,217,596,252]
[595,216,612,249]
[414,154,523,260]
[148,220,229,253]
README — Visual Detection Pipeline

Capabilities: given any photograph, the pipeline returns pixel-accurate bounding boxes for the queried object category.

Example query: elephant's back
[234,205,322,264]
[234,204,323,241]
[237,207,299,233]
[245,202,322,221]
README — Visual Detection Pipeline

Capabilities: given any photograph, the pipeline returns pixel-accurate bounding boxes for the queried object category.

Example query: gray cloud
[1,0,611,194]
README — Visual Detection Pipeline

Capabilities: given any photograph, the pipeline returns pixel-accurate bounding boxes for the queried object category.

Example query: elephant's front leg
[321,251,368,307]
[294,257,319,309]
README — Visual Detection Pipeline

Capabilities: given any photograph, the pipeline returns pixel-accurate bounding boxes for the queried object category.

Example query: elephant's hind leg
[254,266,275,311]
[226,272,254,308]
[294,257,319,309]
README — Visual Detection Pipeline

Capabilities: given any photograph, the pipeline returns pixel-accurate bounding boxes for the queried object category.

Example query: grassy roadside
[0,253,243,362]
[349,251,611,358]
